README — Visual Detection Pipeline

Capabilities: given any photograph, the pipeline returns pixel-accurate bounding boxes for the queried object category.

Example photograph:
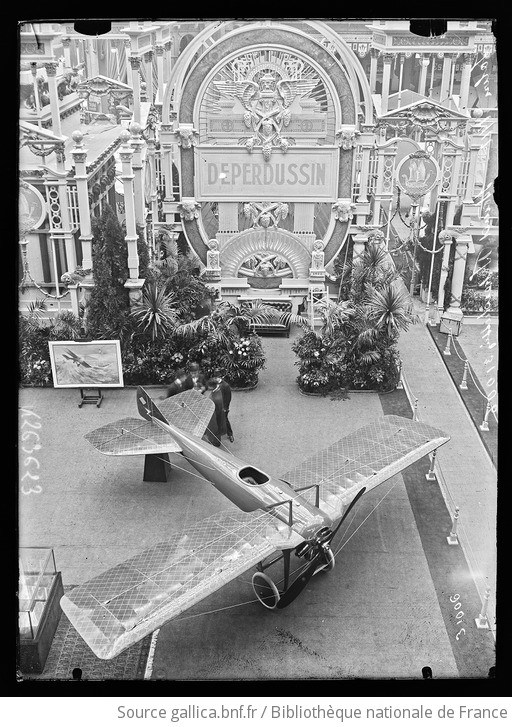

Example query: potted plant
[293,245,415,394]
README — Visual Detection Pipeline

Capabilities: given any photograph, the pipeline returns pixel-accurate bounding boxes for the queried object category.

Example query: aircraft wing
[85,389,215,456]
[60,509,302,659]
[279,415,449,521]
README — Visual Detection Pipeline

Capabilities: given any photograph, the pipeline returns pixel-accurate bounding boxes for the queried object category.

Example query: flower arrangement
[221,334,266,388]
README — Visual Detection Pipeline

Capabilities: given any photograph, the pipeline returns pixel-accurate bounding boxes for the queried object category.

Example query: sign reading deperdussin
[195,147,340,202]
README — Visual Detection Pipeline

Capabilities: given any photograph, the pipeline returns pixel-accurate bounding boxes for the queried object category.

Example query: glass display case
[19,547,58,639]
[19,547,63,673]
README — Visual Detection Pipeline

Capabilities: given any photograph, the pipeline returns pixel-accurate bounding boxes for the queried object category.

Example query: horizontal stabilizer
[157,389,215,438]
[84,417,180,456]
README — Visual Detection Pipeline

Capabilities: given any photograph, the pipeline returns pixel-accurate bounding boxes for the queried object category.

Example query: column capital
[44,61,59,76]
[382,52,394,64]
[370,47,380,59]
[155,45,165,56]
[143,50,154,63]
[129,55,141,70]
[71,150,87,165]
[335,126,361,150]
[62,36,71,48]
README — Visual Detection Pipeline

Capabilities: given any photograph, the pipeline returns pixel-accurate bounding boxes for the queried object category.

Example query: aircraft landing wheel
[314,546,335,575]
[252,572,280,609]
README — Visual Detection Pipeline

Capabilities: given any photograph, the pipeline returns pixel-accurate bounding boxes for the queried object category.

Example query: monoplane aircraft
[61,387,449,659]
[61,348,93,368]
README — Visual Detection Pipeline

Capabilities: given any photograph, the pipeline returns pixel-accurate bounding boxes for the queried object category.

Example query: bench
[246,300,292,337]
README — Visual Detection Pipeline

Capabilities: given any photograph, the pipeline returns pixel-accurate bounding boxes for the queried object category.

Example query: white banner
[195,147,339,201]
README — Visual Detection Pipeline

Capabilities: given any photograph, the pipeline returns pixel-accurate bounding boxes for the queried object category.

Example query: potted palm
[175,300,279,389]
[293,245,416,394]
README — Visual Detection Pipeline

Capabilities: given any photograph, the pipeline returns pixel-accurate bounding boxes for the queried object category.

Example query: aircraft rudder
[136,386,168,423]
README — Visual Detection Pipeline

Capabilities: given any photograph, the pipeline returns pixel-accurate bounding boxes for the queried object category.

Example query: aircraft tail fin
[136,386,168,424]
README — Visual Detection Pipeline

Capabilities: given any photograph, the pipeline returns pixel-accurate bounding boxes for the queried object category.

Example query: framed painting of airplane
[48,340,124,388]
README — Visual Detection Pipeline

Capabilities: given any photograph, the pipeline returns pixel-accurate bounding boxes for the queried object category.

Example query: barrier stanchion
[396,359,403,389]
[413,397,419,421]
[443,329,453,356]
[447,506,460,545]
[459,360,469,390]
[425,449,437,481]
[480,401,491,431]
[475,587,491,629]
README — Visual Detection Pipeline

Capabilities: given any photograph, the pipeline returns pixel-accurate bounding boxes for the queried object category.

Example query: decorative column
[119,130,144,305]
[145,132,159,255]
[397,54,405,106]
[369,48,379,94]
[446,235,471,321]
[459,54,473,112]
[55,145,77,273]
[418,55,430,96]
[436,230,454,316]
[155,45,165,101]
[158,124,176,216]
[87,38,100,77]
[62,37,72,71]
[463,127,485,205]
[70,130,94,295]
[143,51,154,103]
[43,62,62,136]
[128,55,142,124]
[449,54,458,98]
[373,137,396,226]
[29,63,42,123]
[356,126,374,206]
[124,40,133,87]
[163,40,172,85]
[439,54,452,103]
[381,53,393,114]
[129,121,145,225]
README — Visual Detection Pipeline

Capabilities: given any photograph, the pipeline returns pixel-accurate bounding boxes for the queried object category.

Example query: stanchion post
[425,449,437,481]
[460,360,469,390]
[396,359,403,389]
[475,587,491,629]
[413,398,419,421]
[480,401,491,431]
[443,328,453,356]
[447,506,460,545]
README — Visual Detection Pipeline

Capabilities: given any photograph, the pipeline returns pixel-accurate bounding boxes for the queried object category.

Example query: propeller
[276,486,367,609]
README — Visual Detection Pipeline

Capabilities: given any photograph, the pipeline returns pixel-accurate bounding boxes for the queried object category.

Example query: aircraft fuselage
[153,417,331,541]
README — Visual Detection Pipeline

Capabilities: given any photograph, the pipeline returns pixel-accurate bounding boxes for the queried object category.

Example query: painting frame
[48,340,124,389]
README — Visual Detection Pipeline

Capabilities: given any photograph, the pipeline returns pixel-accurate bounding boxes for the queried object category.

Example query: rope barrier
[400,364,496,637]
[448,331,499,423]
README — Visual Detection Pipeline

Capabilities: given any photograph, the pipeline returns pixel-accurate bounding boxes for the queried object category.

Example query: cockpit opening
[239,466,270,486]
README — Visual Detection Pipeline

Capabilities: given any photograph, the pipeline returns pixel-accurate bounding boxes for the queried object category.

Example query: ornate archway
[162,21,366,286]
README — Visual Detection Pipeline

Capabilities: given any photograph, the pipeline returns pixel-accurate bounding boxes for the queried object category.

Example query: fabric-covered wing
[84,417,181,456]
[60,510,302,660]
[157,389,215,437]
[279,415,449,521]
